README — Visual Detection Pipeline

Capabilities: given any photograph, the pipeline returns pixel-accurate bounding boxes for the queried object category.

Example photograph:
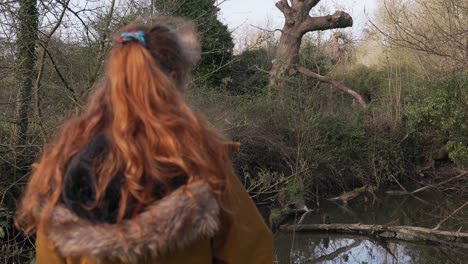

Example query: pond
[273,188,468,263]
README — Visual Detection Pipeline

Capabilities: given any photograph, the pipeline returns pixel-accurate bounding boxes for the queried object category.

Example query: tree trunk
[15,0,39,146]
[270,29,302,86]
[270,0,353,85]
[269,0,368,108]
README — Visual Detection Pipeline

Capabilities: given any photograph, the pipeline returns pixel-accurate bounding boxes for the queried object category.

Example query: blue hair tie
[119,30,146,47]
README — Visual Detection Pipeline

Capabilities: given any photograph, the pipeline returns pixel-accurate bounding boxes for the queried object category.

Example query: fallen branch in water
[328,185,373,205]
[279,223,468,249]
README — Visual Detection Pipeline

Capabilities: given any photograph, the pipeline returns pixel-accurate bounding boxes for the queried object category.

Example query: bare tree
[372,0,468,72]
[15,0,39,145]
[270,0,367,108]
[0,0,142,161]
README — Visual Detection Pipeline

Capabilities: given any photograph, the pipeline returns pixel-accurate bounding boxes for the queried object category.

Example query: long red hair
[15,18,234,233]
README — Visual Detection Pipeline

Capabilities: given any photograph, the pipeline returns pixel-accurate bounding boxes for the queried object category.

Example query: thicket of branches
[0,0,466,261]
[0,0,234,261]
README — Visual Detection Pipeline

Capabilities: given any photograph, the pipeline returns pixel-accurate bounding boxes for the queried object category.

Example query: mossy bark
[15,0,39,145]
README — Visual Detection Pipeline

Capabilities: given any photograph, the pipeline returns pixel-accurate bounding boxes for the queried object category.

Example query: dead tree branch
[300,11,353,34]
[411,171,467,195]
[297,66,368,108]
[433,201,468,231]
[280,223,468,248]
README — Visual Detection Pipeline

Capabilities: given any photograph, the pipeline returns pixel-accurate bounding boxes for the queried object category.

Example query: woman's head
[113,17,201,88]
[15,17,233,233]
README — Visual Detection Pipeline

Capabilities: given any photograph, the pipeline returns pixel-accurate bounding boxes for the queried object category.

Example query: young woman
[15,17,273,264]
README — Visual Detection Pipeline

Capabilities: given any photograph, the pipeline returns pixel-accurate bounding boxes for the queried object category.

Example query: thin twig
[433,201,468,230]
[412,171,467,195]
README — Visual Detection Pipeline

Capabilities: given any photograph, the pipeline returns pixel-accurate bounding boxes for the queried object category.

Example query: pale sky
[70,0,379,49]
[218,0,379,46]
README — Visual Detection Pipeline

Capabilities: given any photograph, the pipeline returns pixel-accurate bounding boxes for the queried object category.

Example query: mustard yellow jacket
[35,168,273,264]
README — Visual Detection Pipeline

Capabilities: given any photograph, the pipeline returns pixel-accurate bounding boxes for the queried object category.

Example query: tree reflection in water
[274,233,467,264]
[273,187,468,264]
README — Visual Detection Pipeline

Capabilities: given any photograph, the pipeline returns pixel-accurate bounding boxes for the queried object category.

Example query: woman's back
[15,17,273,264]
[35,158,272,264]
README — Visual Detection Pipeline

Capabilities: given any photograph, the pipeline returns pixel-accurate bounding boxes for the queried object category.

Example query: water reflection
[273,189,468,263]
[274,232,467,264]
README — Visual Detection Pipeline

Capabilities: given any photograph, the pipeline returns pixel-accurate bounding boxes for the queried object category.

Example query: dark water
[273,189,468,264]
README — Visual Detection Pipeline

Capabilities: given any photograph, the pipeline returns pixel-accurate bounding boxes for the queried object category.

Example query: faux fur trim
[45,182,220,263]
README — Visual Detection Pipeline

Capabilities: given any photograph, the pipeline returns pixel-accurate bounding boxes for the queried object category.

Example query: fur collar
[44,181,220,263]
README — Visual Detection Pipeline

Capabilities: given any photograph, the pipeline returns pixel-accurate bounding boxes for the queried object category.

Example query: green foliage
[269,208,282,220]
[287,176,305,203]
[0,120,13,141]
[227,48,272,95]
[448,142,468,169]
[155,0,234,87]
[0,220,8,239]
[188,81,411,202]
[310,112,409,191]
[406,74,468,168]
[268,208,283,229]
[299,39,332,74]
[335,65,386,99]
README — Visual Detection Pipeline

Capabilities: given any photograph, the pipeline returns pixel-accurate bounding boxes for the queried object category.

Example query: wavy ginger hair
[15,17,234,233]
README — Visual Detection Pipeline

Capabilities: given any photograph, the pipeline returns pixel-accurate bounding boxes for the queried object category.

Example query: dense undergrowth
[2,45,466,214]
[187,44,467,207]
[1,43,466,264]
[1,1,467,262]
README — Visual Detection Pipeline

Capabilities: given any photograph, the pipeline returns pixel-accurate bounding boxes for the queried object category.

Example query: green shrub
[286,176,305,204]
[334,64,386,101]
[300,39,333,75]
[189,83,413,201]
[155,0,234,87]
[406,74,468,168]
[226,48,272,95]
[448,142,468,169]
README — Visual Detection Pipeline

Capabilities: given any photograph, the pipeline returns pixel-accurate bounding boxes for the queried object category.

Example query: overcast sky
[218,0,378,42]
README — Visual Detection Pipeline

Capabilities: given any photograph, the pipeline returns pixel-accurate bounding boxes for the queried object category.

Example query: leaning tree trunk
[270,0,367,108]
[15,0,39,146]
